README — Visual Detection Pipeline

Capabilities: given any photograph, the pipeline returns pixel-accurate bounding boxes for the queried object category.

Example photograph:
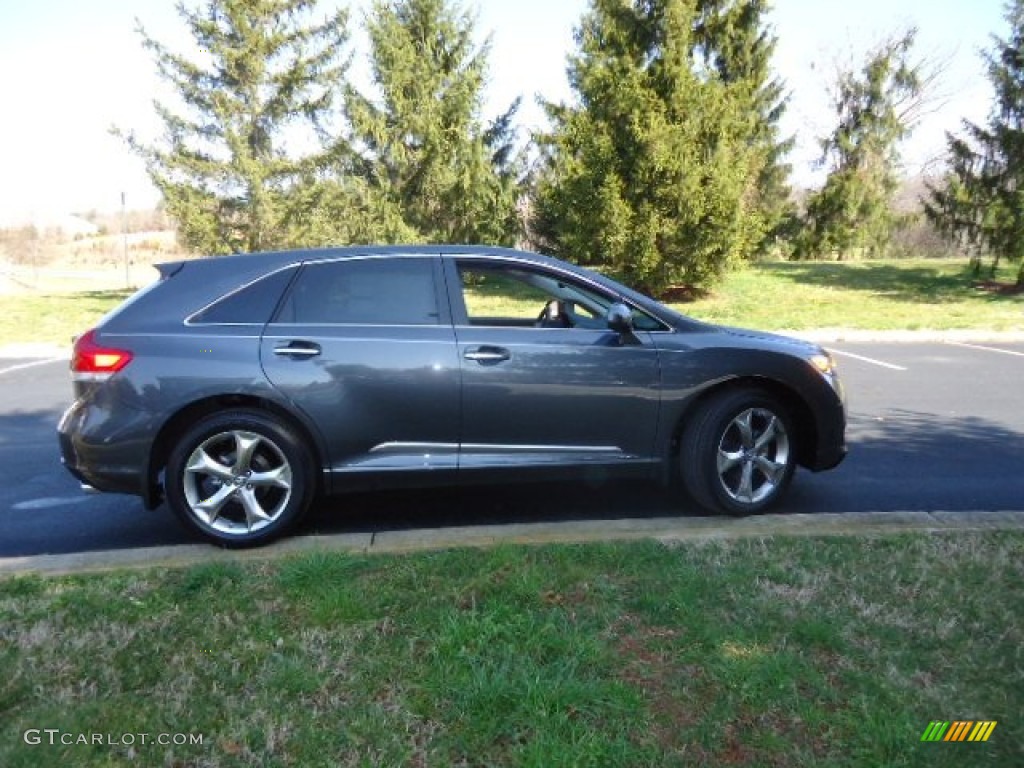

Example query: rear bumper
[57,400,154,501]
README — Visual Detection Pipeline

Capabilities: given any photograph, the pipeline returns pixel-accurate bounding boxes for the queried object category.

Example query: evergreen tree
[924,133,998,275]
[694,0,794,253]
[344,0,522,245]
[117,0,351,254]
[796,30,922,260]
[533,0,762,295]
[926,0,1024,284]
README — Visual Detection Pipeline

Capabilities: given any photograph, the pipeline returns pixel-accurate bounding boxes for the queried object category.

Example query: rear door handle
[464,346,511,364]
[273,341,321,358]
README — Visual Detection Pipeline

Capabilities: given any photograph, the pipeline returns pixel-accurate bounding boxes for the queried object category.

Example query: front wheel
[165,409,315,547]
[679,388,797,515]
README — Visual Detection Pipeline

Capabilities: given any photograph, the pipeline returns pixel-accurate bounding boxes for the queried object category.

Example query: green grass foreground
[2,258,1022,347]
[2,533,1021,766]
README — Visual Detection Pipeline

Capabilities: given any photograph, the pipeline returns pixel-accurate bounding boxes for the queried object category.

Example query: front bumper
[808,390,848,471]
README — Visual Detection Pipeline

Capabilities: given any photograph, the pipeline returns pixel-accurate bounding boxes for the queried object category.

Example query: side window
[459,266,555,325]
[629,309,666,332]
[457,262,610,330]
[190,267,297,324]
[275,258,440,325]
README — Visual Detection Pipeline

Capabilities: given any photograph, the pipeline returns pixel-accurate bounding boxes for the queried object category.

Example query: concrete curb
[788,329,1024,344]
[3,509,1022,578]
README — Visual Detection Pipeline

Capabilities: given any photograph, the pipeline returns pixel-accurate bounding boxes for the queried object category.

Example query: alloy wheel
[182,430,293,536]
[715,407,790,506]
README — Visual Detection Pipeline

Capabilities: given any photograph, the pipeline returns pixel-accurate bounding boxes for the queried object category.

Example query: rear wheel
[165,409,315,547]
[680,388,796,515]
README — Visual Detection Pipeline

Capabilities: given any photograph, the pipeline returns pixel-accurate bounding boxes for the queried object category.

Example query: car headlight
[809,352,837,376]
[808,351,844,402]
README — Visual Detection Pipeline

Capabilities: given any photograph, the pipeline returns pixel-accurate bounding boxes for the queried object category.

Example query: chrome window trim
[265,324,453,331]
[369,441,622,454]
[298,253,440,267]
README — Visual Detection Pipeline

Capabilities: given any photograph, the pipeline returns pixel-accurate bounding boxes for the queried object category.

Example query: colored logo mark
[920,721,997,742]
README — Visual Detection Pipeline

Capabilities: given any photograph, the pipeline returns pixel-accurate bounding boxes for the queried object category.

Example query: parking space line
[0,357,67,376]
[947,341,1024,359]
[828,349,907,371]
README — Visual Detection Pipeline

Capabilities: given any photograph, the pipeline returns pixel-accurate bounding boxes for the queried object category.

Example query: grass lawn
[678,259,1024,332]
[2,533,1020,766]
[0,290,133,347]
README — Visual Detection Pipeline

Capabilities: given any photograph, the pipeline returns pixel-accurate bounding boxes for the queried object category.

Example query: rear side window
[190,267,296,324]
[274,258,440,325]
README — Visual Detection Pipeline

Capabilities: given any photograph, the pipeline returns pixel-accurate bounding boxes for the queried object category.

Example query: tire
[679,388,797,516]
[165,409,316,547]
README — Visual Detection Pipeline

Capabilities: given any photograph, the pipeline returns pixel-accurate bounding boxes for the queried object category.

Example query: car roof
[158,245,552,272]
[154,245,588,300]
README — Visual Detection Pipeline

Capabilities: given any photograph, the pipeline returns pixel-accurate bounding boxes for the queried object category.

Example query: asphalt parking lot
[1,338,1022,558]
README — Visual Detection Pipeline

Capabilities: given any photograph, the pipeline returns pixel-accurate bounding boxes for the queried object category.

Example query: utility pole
[121,191,129,289]
[31,226,38,289]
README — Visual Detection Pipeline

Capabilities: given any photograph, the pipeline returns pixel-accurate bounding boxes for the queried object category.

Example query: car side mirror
[606,302,634,334]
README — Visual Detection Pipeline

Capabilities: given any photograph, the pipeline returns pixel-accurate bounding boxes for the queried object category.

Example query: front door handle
[273,341,321,358]
[464,346,511,365]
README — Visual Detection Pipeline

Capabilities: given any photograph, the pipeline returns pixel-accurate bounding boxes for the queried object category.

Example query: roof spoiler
[155,261,186,279]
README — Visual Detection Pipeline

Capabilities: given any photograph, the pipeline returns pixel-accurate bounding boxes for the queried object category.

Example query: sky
[0,0,1006,222]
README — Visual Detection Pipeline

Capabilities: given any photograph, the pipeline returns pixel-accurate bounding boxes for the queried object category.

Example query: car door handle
[464,346,511,364]
[273,342,321,358]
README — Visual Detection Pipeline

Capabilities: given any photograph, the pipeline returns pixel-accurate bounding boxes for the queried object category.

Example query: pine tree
[926,0,1024,284]
[117,0,351,255]
[532,0,761,294]
[797,30,922,260]
[344,0,522,245]
[694,0,794,253]
[924,133,998,275]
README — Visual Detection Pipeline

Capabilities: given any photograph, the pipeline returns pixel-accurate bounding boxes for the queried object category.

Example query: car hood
[712,325,824,356]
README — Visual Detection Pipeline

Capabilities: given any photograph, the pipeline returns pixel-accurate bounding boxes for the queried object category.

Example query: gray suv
[59,246,846,546]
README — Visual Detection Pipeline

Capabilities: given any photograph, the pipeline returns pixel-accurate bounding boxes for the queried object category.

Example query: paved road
[1,341,1022,557]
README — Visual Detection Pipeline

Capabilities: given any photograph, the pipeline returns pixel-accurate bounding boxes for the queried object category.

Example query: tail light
[71,329,134,381]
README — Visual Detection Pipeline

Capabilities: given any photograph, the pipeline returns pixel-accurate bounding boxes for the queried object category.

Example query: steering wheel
[536,299,572,328]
